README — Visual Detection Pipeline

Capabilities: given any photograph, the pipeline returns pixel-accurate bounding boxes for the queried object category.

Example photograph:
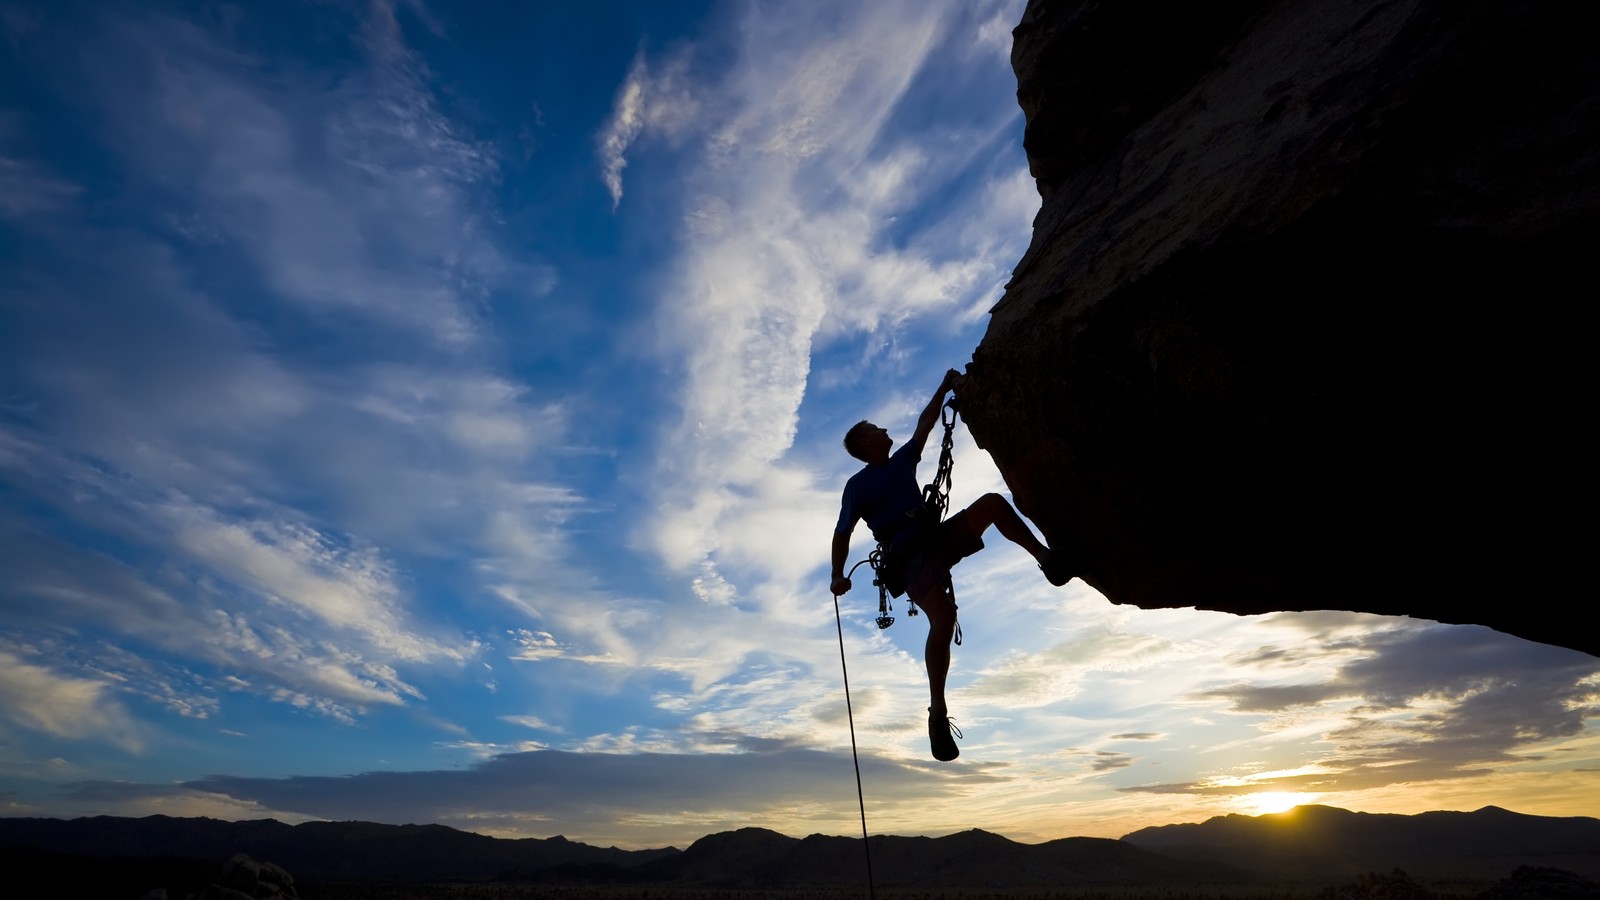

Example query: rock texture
[964,0,1597,656]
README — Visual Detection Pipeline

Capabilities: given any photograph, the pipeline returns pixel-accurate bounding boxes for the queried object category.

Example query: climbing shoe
[1040,548,1075,586]
[928,708,962,761]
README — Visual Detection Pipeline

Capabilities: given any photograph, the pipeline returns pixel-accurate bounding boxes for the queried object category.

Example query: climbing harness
[856,398,962,644]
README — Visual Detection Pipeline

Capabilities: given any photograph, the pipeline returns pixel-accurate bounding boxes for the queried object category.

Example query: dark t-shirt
[835,443,924,545]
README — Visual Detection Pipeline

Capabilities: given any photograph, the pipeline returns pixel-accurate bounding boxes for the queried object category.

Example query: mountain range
[1122,804,1600,880]
[1,805,1595,888]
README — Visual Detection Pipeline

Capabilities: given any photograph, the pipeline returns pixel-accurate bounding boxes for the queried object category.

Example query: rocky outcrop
[210,853,296,899]
[964,0,1597,656]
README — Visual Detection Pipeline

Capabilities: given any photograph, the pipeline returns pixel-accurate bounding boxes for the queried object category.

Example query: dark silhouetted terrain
[0,814,672,882]
[634,826,1248,888]
[1122,804,1600,880]
[2,805,1595,890]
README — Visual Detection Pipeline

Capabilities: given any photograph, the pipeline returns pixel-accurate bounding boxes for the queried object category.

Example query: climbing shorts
[926,509,985,567]
[880,510,984,598]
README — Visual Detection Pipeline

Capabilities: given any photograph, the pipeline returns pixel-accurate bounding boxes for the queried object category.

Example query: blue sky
[2,0,1596,850]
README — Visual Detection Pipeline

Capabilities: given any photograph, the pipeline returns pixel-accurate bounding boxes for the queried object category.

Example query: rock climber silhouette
[829,367,1075,760]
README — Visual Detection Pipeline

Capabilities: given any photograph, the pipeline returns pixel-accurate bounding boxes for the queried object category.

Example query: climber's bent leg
[957,493,1048,563]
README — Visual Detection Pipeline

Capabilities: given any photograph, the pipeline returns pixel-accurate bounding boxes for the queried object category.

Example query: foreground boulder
[210,852,296,899]
[964,0,1596,657]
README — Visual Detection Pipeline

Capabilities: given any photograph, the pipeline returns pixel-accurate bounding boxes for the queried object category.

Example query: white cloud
[635,2,1031,593]
[500,714,560,732]
[353,367,566,464]
[599,47,701,208]
[45,781,321,824]
[0,4,607,738]
[92,9,507,344]
[0,650,140,749]
[435,739,546,759]
[971,0,1027,60]
[166,507,434,658]
[0,415,475,719]
[599,51,649,208]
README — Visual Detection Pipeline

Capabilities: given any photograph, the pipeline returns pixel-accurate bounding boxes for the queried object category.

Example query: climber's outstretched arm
[906,368,961,457]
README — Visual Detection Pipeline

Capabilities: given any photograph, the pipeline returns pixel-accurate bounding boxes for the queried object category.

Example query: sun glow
[1241,792,1319,815]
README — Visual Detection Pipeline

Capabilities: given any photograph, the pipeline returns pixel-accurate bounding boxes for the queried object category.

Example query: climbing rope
[831,589,876,900]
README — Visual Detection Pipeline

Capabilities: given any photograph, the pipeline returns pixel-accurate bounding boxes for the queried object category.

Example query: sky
[1,0,1597,851]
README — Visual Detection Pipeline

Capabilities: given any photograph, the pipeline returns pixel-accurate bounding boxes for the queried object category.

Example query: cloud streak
[0,649,140,750]
[63,742,1005,847]
[626,1,1038,618]
[1117,624,1600,798]
[0,3,570,736]
[599,51,648,209]
[92,6,505,343]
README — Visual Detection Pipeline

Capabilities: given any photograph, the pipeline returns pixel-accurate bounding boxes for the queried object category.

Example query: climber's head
[843,420,891,462]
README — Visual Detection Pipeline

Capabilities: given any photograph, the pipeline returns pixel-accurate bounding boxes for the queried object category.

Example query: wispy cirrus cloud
[598,52,648,209]
[0,2,574,739]
[967,626,1188,710]
[83,6,507,343]
[0,502,451,722]
[626,0,1036,602]
[598,46,702,209]
[500,713,561,732]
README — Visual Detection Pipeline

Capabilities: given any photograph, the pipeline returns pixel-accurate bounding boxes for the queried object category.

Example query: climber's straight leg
[915,576,957,715]
[914,574,961,761]
[915,566,960,755]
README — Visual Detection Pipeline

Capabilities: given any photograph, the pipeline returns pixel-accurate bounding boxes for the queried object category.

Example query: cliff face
[965,0,1596,657]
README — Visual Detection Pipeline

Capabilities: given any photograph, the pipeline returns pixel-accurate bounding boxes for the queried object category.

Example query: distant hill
[636,826,1250,888]
[2,805,1596,888]
[0,815,674,882]
[1121,805,1600,880]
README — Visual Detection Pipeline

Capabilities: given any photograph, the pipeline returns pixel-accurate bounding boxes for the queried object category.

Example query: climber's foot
[928,707,962,761]
[1040,548,1075,587]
